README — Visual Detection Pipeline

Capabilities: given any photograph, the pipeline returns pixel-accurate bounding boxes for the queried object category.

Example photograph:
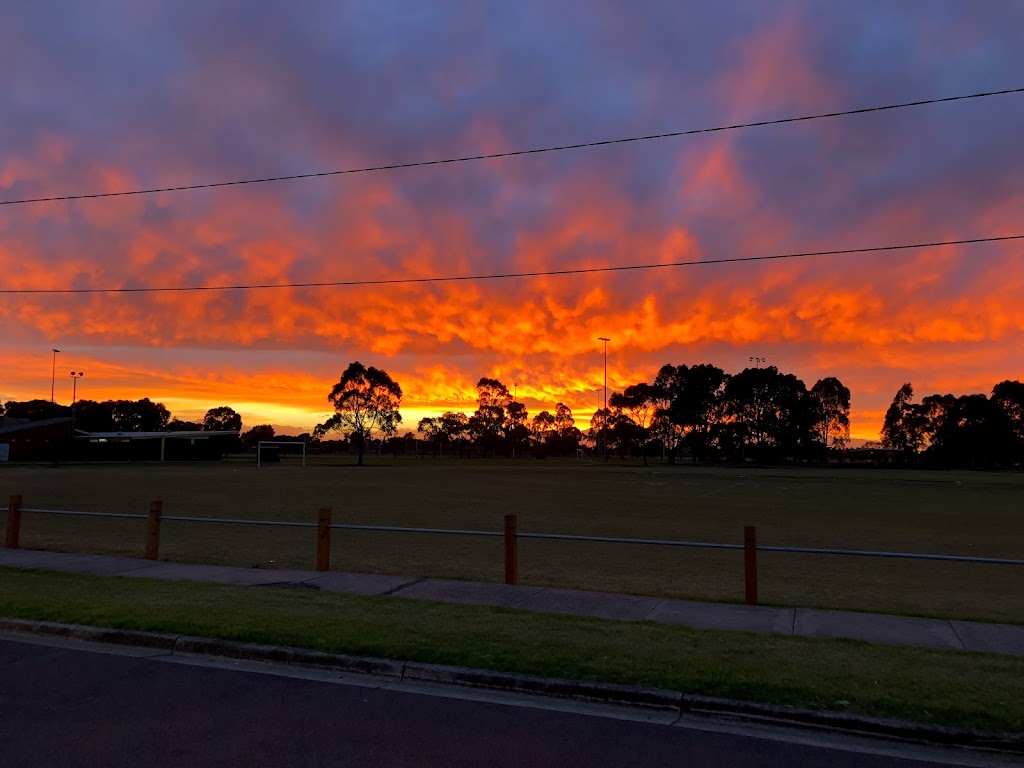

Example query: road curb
[402,662,681,709]
[0,617,178,651]
[2,617,1021,754]
[172,635,407,679]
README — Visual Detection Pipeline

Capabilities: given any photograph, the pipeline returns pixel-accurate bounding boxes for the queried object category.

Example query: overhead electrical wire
[2,234,1020,295]
[1,87,1021,207]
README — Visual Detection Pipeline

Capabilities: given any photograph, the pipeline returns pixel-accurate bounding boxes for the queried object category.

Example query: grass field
[2,459,1022,623]
[2,568,1022,732]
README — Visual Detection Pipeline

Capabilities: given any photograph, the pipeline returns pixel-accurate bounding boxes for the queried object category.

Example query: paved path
[0,636,1004,767]
[3,548,1023,655]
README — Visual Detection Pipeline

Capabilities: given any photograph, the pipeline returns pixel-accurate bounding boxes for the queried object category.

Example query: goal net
[257,440,307,467]
[576,448,593,463]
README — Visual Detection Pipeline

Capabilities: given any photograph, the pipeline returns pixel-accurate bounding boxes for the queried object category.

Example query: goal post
[576,448,593,463]
[257,440,307,468]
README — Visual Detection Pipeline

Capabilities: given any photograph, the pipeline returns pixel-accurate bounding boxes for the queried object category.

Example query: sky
[1,1,1023,440]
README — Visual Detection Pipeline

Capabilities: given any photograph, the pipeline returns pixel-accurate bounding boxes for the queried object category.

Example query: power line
[2,234,1019,295]
[2,87,1022,207]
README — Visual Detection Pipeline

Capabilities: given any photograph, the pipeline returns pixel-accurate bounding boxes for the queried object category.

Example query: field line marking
[697,477,751,499]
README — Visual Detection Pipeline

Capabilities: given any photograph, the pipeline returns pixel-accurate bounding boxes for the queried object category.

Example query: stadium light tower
[749,356,766,368]
[69,371,84,436]
[598,337,610,458]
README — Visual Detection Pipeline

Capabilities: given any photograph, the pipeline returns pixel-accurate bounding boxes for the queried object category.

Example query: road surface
[0,636,1009,767]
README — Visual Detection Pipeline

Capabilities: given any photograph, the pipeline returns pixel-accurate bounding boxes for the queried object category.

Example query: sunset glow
[2,4,1022,441]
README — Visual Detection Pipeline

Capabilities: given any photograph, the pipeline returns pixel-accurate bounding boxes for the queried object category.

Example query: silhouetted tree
[242,424,275,447]
[610,383,658,465]
[660,364,728,462]
[471,377,511,456]
[166,418,201,431]
[926,394,1015,468]
[315,362,402,466]
[203,406,242,432]
[440,411,470,457]
[112,399,171,432]
[721,367,815,462]
[531,410,556,454]
[72,400,115,432]
[810,377,851,455]
[2,399,70,422]
[418,416,444,457]
[881,383,926,459]
[992,380,1024,463]
[505,400,530,457]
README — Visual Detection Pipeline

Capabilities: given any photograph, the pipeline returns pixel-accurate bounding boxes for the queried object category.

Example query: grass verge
[1,566,1021,733]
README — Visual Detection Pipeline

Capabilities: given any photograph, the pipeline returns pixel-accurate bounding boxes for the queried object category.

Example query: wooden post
[5,495,22,549]
[145,500,162,561]
[316,507,331,572]
[744,525,758,606]
[504,514,518,585]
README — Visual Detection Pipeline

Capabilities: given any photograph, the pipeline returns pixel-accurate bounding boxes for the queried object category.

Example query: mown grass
[2,461,1022,621]
[1,566,1022,733]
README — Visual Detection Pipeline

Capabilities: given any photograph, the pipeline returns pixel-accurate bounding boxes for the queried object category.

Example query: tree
[721,367,815,462]
[992,380,1024,463]
[242,424,275,447]
[471,377,511,456]
[658,364,728,462]
[505,400,530,458]
[112,398,171,432]
[440,411,470,457]
[926,394,1015,468]
[166,418,201,431]
[316,361,402,466]
[880,383,926,458]
[809,377,851,455]
[2,399,70,422]
[203,406,242,432]
[610,383,658,465]
[417,417,444,457]
[531,410,556,450]
[73,400,115,432]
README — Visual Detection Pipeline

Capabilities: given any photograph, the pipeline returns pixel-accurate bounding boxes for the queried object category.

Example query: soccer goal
[257,440,307,468]
[576,448,593,463]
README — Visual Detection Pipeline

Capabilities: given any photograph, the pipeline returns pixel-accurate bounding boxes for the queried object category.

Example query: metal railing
[3,497,1022,607]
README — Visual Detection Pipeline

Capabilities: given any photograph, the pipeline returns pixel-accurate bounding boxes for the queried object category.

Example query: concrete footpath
[2,548,1022,656]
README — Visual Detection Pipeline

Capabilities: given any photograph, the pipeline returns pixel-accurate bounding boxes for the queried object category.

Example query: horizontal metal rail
[8,507,1023,565]
[331,523,501,537]
[162,515,316,528]
[756,544,1024,565]
[21,508,146,520]
[518,532,742,550]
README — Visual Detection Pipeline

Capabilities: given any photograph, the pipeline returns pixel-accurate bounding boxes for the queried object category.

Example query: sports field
[2,460,1021,623]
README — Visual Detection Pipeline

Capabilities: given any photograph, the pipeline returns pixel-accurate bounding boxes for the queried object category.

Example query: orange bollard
[5,495,22,549]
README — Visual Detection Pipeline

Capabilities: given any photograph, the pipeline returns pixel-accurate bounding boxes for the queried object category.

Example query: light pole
[511,383,518,460]
[598,337,610,459]
[748,357,766,449]
[50,349,60,402]
[69,371,84,437]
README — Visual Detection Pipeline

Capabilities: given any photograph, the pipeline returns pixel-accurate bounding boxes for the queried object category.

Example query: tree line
[878,381,1024,468]
[8,364,1022,470]
[0,398,284,447]
[311,360,854,465]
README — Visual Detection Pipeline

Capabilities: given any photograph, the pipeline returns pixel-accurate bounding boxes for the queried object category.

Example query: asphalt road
[0,637,1004,767]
